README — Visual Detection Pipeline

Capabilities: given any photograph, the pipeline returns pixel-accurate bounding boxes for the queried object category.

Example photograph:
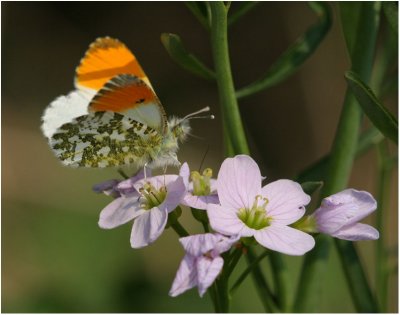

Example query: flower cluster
[94,155,379,297]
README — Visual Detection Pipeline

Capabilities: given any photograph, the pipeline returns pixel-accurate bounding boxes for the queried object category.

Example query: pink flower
[179,162,219,210]
[169,233,238,297]
[98,174,185,248]
[93,169,151,198]
[93,179,121,198]
[313,189,379,241]
[207,155,315,256]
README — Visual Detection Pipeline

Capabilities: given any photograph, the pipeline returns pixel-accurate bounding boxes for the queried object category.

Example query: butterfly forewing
[75,37,151,91]
[89,74,167,134]
[50,111,162,168]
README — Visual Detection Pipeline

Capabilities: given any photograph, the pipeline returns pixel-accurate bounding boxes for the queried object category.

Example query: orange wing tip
[89,74,158,113]
[75,37,148,91]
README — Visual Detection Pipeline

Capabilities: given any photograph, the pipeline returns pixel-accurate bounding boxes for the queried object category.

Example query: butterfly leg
[144,163,148,181]
[117,168,129,179]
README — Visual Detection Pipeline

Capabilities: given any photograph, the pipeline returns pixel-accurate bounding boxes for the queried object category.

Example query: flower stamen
[139,182,167,210]
[237,195,272,230]
[190,168,213,196]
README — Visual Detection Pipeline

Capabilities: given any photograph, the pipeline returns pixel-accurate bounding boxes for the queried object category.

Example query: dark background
[2,2,398,312]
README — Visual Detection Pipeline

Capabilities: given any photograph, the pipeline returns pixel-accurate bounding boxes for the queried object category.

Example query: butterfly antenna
[198,145,210,172]
[181,106,215,122]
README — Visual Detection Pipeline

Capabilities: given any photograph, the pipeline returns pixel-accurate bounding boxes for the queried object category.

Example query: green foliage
[160,33,215,80]
[346,71,398,144]
[236,2,332,99]
[228,2,259,26]
[184,2,211,30]
[301,181,323,195]
[383,2,398,34]
[295,2,381,313]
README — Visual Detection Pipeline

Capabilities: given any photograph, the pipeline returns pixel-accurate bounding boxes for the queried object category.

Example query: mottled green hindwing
[50,111,162,167]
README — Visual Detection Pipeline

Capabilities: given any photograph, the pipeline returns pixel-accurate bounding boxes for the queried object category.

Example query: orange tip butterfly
[41,37,213,169]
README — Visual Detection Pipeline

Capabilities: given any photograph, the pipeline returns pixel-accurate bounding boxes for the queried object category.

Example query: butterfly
[41,37,211,169]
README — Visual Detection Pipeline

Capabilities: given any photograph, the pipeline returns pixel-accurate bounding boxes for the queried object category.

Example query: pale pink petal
[197,256,224,297]
[134,175,185,214]
[117,169,151,196]
[98,197,145,229]
[254,225,315,256]
[130,207,168,248]
[169,254,197,297]
[261,179,310,225]
[331,223,379,241]
[210,179,218,194]
[179,162,190,188]
[135,175,178,192]
[314,189,377,234]
[179,233,237,257]
[93,179,120,198]
[181,193,219,210]
[180,233,222,257]
[207,204,254,237]
[163,177,186,213]
[217,155,262,210]
[212,234,240,256]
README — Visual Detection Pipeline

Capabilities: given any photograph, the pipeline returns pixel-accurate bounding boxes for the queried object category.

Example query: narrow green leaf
[346,71,398,144]
[185,2,211,30]
[236,2,332,99]
[383,2,398,34]
[245,248,280,312]
[335,240,378,312]
[301,181,323,195]
[228,2,259,26]
[269,252,290,312]
[339,2,363,56]
[161,33,215,81]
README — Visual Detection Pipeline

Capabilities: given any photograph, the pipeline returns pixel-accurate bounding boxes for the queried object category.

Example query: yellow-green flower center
[237,195,272,230]
[139,182,167,210]
[190,168,213,196]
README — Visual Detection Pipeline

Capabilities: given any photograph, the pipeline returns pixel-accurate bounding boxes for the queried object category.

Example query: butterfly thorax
[147,117,191,169]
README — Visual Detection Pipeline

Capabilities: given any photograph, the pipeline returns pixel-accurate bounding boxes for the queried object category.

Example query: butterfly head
[169,106,214,143]
[151,107,213,168]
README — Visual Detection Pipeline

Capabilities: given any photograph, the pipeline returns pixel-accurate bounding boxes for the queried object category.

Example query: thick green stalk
[210,2,250,155]
[294,2,381,312]
[375,142,392,312]
[216,276,230,313]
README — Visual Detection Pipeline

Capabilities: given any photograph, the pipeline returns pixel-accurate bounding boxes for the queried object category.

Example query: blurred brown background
[2,2,398,312]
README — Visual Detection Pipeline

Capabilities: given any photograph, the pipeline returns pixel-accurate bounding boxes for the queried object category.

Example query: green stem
[216,277,230,312]
[294,2,381,312]
[375,141,392,312]
[225,247,243,278]
[201,222,209,233]
[230,249,269,296]
[244,248,280,312]
[223,120,235,157]
[210,2,250,155]
[170,220,189,237]
[209,283,220,312]
[269,252,289,312]
[228,2,259,26]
